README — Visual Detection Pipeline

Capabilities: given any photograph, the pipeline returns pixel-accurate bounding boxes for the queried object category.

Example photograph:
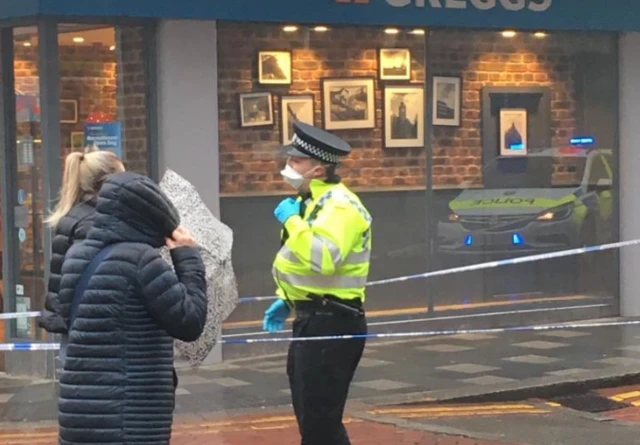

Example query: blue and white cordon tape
[0,238,638,350]
[238,238,640,304]
[3,318,640,350]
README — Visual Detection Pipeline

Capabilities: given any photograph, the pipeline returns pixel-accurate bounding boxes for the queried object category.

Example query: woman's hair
[46,149,124,227]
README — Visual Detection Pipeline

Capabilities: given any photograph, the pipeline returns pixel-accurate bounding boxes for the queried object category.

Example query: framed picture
[379,48,411,81]
[383,85,425,148]
[499,108,528,156]
[239,92,274,127]
[281,95,315,144]
[258,50,292,85]
[432,76,461,127]
[60,99,78,124]
[70,131,85,150]
[322,77,376,130]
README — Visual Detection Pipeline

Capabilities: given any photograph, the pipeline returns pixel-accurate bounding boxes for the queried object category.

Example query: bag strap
[68,244,118,330]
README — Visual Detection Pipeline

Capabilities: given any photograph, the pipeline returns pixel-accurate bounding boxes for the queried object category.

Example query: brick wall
[217,23,615,194]
[116,26,149,174]
[217,23,427,194]
[430,29,613,187]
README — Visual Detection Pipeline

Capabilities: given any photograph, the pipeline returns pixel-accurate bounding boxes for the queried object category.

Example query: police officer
[263,122,372,445]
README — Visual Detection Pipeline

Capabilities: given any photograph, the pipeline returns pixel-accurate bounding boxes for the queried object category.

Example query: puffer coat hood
[90,171,180,247]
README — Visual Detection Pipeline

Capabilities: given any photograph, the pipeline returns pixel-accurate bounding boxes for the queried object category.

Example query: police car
[436,140,613,260]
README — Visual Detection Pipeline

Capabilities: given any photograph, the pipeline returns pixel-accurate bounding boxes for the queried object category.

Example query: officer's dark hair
[323,163,340,183]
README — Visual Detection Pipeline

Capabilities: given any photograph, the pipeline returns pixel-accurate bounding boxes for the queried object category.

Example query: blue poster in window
[84,122,122,158]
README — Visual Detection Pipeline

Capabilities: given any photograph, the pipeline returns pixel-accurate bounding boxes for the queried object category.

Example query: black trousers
[287,310,367,445]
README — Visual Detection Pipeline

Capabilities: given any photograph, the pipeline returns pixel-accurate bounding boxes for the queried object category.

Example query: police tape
[237,238,640,304]
[0,238,637,320]
[0,311,42,321]
[3,318,640,350]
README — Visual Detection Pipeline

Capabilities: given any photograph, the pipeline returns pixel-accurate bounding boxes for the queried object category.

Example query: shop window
[216,23,619,331]
[56,25,149,174]
[6,24,151,340]
[429,29,618,308]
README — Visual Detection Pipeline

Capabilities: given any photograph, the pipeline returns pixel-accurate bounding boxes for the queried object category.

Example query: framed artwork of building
[258,50,292,85]
[499,108,528,156]
[322,77,376,130]
[383,85,424,148]
[379,48,411,81]
[432,76,461,127]
[280,94,314,144]
[239,92,274,127]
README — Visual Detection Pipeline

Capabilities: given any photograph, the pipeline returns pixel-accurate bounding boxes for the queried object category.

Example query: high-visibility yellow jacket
[272,179,372,303]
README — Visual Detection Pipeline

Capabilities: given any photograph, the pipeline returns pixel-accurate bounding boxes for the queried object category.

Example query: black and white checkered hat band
[292,134,340,164]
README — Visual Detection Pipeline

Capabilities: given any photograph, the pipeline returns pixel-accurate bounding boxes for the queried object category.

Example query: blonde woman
[37,149,124,360]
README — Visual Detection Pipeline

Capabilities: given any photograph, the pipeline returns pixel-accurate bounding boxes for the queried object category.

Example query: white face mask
[280,164,306,190]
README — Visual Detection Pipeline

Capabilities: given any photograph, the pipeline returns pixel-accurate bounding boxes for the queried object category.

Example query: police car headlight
[536,204,573,221]
[448,210,460,222]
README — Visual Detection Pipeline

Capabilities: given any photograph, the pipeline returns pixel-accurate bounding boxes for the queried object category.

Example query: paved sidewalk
[2,321,640,422]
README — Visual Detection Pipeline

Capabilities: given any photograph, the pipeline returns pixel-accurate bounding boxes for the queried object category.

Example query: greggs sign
[385,0,551,11]
[337,0,552,12]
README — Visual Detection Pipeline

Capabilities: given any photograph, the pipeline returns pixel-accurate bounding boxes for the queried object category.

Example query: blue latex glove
[274,198,300,225]
[263,299,291,333]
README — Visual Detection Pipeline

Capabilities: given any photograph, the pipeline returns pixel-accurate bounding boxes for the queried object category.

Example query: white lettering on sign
[385,0,552,11]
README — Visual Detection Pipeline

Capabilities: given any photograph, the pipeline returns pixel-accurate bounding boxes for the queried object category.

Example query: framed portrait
[258,50,292,85]
[383,85,425,149]
[70,131,85,150]
[499,108,528,156]
[239,92,274,128]
[432,76,461,127]
[280,95,315,144]
[321,77,376,130]
[379,48,411,81]
[60,99,78,124]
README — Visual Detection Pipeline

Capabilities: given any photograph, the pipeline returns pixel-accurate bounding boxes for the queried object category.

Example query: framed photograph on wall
[258,50,292,85]
[60,99,78,124]
[321,77,376,130]
[70,131,85,150]
[432,76,461,127]
[379,48,411,81]
[280,95,315,144]
[239,92,274,128]
[499,108,528,156]
[383,85,424,148]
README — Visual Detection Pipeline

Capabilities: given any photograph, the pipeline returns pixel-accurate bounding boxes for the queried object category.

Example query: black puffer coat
[56,172,208,445]
[37,198,96,334]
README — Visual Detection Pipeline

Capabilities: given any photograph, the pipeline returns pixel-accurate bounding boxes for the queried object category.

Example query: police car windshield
[473,153,587,190]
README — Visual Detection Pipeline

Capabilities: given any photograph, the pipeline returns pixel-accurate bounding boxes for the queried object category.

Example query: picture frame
[280,94,315,144]
[70,131,85,150]
[239,92,274,128]
[499,108,528,156]
[258,50,292,85]
[321,77,376,130]
[383,85,425,149]
[379,48,411,81]
[432,76,461,127]
[60,99,78,124]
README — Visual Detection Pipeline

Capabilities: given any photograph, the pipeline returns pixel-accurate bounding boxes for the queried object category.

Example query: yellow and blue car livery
[436,147,613,258]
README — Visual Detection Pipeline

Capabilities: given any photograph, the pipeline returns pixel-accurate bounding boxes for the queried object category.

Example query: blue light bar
[464,235,473,246]
[570,136,594,146]
[509,143,524,150]
[512,233,524,245]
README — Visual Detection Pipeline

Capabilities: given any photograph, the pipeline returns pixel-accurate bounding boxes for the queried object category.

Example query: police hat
[282,122,351,165]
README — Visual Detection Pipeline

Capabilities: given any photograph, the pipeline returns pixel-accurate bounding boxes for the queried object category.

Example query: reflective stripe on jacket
[272,180,372,302]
